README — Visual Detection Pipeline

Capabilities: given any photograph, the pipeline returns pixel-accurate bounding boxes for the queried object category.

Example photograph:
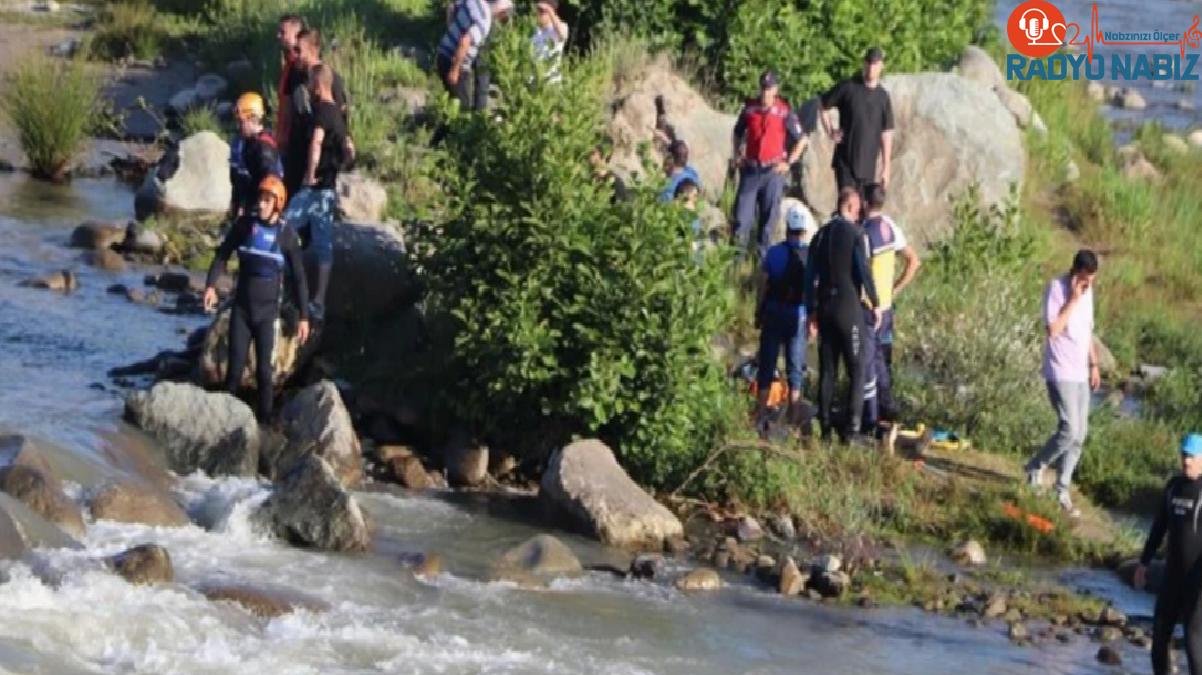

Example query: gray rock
[1087,81,1106,102]
[957,46,1005,90]
[50,38,80,58]
[137,132,232,216]
[768,513,796,540]
[983,593,1008,618]
[814,554,842,575]
[0,492,79,558]
[993,85,1037,131]
[199,308,309,394]
[1189,129,1202,147]
[168,88,199,114]
[736,516,763,543]
[1114,88,1147,110]
[541,439,684,548]
[123,224,164,255]
[199,582,327,617]
[110,544,173,585]
[951,539,987,566]
[124,382,260,477]
[1139,364,1170,381]
[70,222,125,250]
[803,73,1025,249]
[778,556,806,596]
[389,455,435,490]
[257,454,370,552]
[1098,606,1127,627]
[85,248,127,273]
[316,221,414,323]
[630,553,665,580]
[20,270,77,292]
[193,74,228,103]
[269,381,363,489]
[490,534,583,586]
[443,431,488,488]
[1164,134,1189,154]
[336,172,388,224]
[810,570,850,598]
[675,567,722,592]
[0,465,85,538]
[89,481,189,528]
[1065,159,1081,183]
[1097,645,1122,666]
[1009,622,1029,642]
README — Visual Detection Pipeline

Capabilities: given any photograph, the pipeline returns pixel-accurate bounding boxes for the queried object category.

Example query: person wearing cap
[753,202,813,433]
[1024,249,1102,518]
[437,0,511,112]
[820,47,895,194]
[660,139,701,203]
[229,92,284,221]
[732,70,806,258]
[1136,433,1202,675]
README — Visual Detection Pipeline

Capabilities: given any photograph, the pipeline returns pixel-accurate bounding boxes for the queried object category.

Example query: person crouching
[203,176,311,421]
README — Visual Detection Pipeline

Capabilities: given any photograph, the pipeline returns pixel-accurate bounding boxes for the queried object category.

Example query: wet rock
[336,172,388,224]
[1097,645,1122,666]
[675,568,722,592]
[89,481,189,527]
[136,132,232,216]
[258,454,370,552]
[412,552,443,579]
[736,516,763,543]
[1164,134,1190,154]
[110,544,173,585]
[778,557,806,596]
[814,554,842,575]
[124,382,260,478]
[200,306,308,392]
[19,270,77,292]
[194,74,228,103]
[1114,88,1147,110]
[123,224,165,255]
[630,553,665,580]
[1009,622,1029,642]
[85,248,127,272]
[1120,152,1161,181]
[956,46,1004,90]
[983,593,1008,619]
[168,88,199,113]
[153,271,197,293]
[0,493,79,559]
[374,445,414,463]
[1189,129,1202,147]
[70,222,125,250]
[1098,605,1127,627]
[541,439,683,549]
[269,381,363,489]
[951,539,987,566]
[443,431,488,488]
[491,534,583,587]
[389,455,434,490]
[0,465,85,538]
[809,570,850,599]
[320,221,415,323]
[488,451,518,479]
[200,583,327,618]
[754,555,777,583]
[768,513,796,540]
[1096,626,1123,642]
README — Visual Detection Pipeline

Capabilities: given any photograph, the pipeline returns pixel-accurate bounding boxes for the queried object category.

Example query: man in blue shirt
[754,204,811,433]
[659,139,701,202]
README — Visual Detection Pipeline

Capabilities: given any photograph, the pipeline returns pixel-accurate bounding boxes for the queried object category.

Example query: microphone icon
[1019,7,1056,45]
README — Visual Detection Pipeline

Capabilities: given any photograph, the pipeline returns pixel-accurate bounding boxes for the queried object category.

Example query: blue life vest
[238,222,285,279]
[229,131,283,184]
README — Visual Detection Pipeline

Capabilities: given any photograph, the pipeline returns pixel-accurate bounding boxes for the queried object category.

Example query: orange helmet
[235,92,266,121]
[258,175,287,214]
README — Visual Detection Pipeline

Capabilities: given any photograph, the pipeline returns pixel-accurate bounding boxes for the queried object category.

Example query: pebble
[1096,645,1122,666]
[983,594,1008,619]
[951,540,987,566]
[1008,622,1029,642]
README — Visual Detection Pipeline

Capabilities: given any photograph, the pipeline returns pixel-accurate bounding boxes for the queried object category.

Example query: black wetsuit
[228,131,282,218]
[1142,475,1202,675]
[206,216,309,421]
[805,215,878,440]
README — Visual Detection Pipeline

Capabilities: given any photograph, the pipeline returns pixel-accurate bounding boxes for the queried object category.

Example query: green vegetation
[90,0,166,61]
[1,56,100,181]
[417,24,735,487]
[178,106,224,137]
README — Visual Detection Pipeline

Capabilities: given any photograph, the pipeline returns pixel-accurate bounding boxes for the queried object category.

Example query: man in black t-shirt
[282,28,351,201]
[820,47,894,195]
[282,63,353,323]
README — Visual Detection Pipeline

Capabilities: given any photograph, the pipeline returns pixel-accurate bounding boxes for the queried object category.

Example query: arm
[819,83,842,138]
[880,130,894,185]
[894,244,921,295]
[785,110,807,165]
[449,32,472,81]
[1140,482,1172,565]
[1046,281,1079,338]
[732,108,747,164]
[305,127,325,186]
[205,219,249,290]
[852,239,879,310]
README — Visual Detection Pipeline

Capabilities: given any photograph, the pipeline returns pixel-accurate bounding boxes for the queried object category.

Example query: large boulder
[70,222,126,250]
[268,381,363,489]
[801,73,1025,248]
[315,221,414,323]
[443,431,488,488]
[109,544,174,585]
[199,309,307,391]
[198,582,328,617]
[136,132,232,218]
[0,492,80,558]
[89,481,190,528]
[956,46,1005,91]
[540,439,684,548]
[490,534,583,587]
[124,382,260,478]
[607,56,737,201]
[257,454,370,552]
[336,172,388,224]
[0,465,85,538]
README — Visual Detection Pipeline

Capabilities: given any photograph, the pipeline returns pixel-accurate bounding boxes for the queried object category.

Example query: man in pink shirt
[1025,250,1102,518]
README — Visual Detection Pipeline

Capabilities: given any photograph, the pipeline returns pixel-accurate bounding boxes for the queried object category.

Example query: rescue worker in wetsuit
[804,187,881,443]
[229,92,283,221]
[1136,433,1202,675]
[203,176,311,421]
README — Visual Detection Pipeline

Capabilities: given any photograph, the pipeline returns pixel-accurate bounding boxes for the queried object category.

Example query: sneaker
[1026,465,1045,490]
[1057,490,1082,519]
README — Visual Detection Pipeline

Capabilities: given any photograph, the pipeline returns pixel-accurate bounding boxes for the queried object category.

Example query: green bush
[91,1,165,61]
[1,56,100,181]
[179,106,224,136]
[418,23,734,488]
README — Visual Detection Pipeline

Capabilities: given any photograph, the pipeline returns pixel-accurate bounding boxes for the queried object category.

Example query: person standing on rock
[1024,249,1102,518]
[274,14,306,152]
[228,93,283,221]
[1136,433,1202,675]
[283,64,351,323]
[732,70,806,258]
[203,176,310,422]
[805,187,880,444]
[820,47,894,194]
[437,0,511,112]
[753,203,812,436]
[859,184,920,430]
[283,28,351,202]
[660,139,700,202]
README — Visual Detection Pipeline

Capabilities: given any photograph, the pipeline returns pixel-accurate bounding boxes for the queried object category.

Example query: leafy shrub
[1,56,100,181]
[91,1,165,61]
[418,22,734,488]
[179,106,224,136]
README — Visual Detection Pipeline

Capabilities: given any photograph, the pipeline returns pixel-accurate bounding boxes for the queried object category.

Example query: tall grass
[90,0,165,61]
[1,56,100,181]
[179,106,224,137]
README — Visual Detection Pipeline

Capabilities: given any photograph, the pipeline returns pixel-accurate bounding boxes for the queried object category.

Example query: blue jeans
[1026,380,1091,492]
[733,167,785,258]
[283,187,337,264]
[757,307,806,393]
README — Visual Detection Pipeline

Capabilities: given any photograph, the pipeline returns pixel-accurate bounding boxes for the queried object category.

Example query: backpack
[767,244,808,306]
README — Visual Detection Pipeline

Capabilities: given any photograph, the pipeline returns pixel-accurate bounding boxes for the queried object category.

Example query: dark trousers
[226,304,276,421]
[862,308,896,426]
[817,306,867,440]
[732,167,785,258]
[1152,574,1202,675]
[436,53,490,112]
[833,155,875,196]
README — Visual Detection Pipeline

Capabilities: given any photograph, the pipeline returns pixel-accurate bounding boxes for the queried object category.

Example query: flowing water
[0,174,1155,673]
